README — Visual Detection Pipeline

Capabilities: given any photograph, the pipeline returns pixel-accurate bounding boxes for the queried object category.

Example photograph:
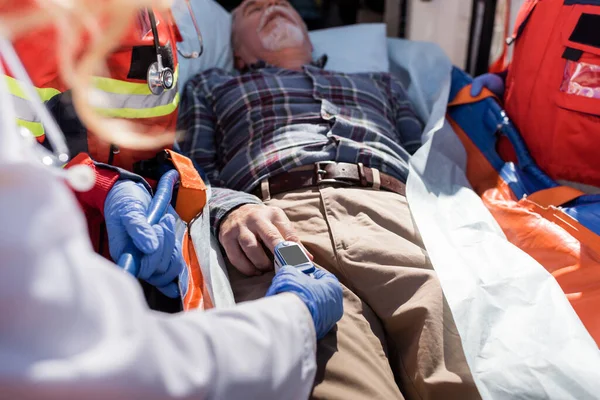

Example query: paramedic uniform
[504,0,600,187]
[2,2,186,258]
[4,3,181,171]
[0,159,317,400]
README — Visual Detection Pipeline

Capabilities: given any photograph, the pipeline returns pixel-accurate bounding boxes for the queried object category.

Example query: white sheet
[188,184,236,309]
[386,38,600,399]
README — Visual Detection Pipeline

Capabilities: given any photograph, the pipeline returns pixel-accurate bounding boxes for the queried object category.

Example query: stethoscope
[147,9,175,95]
[176,0,204,60]
[146,1,203,95]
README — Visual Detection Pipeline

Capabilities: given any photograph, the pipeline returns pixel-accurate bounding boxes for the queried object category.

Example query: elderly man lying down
[177,0,481,398]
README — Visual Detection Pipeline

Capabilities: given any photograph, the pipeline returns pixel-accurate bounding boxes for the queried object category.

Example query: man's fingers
[219,204,312,272]
[253,218,286,253]
[300,243,314,261]
[221,236,262,276]
[271,210,314,260]
[219,210,262,275]
[248,207,314,261]
[238,229,273,271]
[270,210,298,241]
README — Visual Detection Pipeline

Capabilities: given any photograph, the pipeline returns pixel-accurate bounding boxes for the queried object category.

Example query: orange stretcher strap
[448,85,498,107]
[526,186,586,208]
[165,149,207,223]
[182,230,214,311]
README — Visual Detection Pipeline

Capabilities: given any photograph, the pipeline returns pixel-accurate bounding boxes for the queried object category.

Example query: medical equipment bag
[503,0,600,186]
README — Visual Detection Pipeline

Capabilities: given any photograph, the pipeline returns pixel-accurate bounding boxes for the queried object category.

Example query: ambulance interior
[6,0,600,398]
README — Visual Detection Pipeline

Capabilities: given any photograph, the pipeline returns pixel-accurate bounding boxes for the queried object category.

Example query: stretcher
[168,38,600,399]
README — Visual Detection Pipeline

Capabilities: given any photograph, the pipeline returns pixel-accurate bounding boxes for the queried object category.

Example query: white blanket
[387,38,600,399]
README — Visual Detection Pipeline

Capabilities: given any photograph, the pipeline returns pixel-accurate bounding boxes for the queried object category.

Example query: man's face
[232,0,312,68]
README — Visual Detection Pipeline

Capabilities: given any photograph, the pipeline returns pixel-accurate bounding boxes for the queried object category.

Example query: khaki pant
[227,186,480,400]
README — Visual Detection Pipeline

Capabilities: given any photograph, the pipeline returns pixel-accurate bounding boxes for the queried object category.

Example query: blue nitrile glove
[471,73,505,98]
[137,211,186,298]
[105,180,184,298]
[266,266,344,340]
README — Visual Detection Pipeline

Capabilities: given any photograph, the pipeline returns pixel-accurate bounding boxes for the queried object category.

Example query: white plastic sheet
[386,38,600,399]
[189,193,236,309]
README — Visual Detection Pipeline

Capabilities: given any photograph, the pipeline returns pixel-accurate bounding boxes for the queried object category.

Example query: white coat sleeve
[0,163,317,400]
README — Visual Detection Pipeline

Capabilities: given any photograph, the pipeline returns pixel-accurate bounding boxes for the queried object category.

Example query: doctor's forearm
[155,293,317,400]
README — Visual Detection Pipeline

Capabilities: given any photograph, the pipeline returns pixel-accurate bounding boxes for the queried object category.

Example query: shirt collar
[311,54,328,69]
[242,54,328,73]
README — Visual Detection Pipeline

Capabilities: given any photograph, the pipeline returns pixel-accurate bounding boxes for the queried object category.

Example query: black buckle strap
[132,150,171,179]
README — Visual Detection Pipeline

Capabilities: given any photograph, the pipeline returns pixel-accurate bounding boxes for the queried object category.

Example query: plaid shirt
[177,64,423,235]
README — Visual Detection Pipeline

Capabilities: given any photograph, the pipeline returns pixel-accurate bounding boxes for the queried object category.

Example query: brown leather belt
[253,162,406,200]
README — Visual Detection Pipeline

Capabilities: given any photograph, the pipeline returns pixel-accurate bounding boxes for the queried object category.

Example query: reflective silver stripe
[91,66,180,118]
[11,94,40,123]
[13,85,177,116]
[12,85,178,124]
[10,77,178,125]
[98,84,178,110]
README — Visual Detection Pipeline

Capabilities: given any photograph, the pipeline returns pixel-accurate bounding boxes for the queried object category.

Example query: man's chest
[206,71,395,129]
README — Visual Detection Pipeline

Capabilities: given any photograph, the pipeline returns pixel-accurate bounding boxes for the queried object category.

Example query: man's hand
[219,204,313,276]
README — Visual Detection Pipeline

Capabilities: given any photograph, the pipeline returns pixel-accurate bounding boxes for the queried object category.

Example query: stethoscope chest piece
[147,55,174,95]
[146,9,175,95]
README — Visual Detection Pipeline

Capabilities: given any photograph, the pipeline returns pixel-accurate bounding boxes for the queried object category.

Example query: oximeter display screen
[278,245,310,266]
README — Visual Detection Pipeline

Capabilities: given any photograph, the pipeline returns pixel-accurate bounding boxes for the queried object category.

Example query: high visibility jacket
[4,5,181,171]
[504,0,600,187]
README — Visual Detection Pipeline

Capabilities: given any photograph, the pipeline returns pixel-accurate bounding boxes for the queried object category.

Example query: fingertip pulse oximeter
[274,241,315,275]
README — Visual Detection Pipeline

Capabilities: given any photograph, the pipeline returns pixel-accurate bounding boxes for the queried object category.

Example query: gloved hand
[266,266,344,339]
[137,211,186,298]
[104,180,185,298]
[471,73,505,98]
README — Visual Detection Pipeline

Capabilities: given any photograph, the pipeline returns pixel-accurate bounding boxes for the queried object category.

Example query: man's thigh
[312,187,480,400]
[226,259,404,399]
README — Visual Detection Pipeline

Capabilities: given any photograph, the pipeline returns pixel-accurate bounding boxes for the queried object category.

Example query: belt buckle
[314,161,352,186]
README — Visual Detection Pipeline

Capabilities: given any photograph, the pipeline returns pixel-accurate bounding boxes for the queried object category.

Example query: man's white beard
[259,17,304,52]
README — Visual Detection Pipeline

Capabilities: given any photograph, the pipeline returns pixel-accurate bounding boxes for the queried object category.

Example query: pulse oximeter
[274,241,316,275]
